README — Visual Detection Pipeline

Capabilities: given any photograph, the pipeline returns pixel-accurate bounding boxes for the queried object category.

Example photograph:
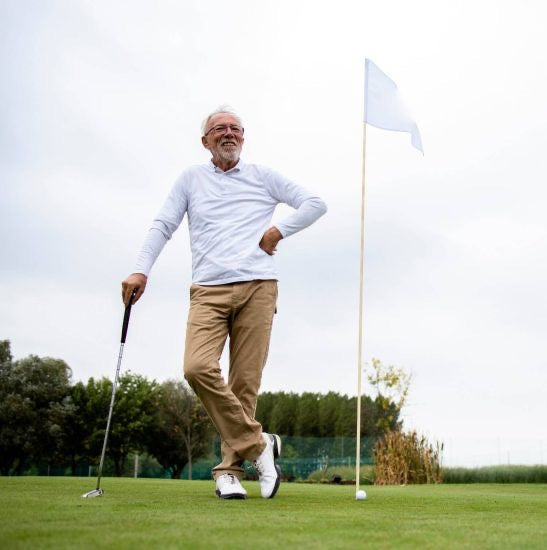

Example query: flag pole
[355,119,367,494]
[355,58,422,493]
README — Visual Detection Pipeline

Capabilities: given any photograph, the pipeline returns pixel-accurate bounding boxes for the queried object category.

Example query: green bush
[443,465,547,483]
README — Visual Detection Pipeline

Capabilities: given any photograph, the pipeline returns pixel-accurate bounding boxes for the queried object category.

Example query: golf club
[82,289,137,498]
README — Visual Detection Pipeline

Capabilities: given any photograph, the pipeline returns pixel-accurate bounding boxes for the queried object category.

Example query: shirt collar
[208,158,244,173]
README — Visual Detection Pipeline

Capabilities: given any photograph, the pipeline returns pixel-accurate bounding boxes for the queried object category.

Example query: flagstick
[355,121,368,494]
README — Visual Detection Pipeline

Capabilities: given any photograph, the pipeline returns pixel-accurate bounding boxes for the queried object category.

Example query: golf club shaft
[94,292,135,490]
[95,342,125,489]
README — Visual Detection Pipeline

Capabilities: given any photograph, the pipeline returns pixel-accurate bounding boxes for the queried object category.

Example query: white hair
[201,105,244,135]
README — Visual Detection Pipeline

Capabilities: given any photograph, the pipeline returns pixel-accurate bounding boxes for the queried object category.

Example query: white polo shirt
[134,159,327,285]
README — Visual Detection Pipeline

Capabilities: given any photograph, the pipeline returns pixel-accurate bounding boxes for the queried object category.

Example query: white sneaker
[215,474,247,499]
[253,433,281,499]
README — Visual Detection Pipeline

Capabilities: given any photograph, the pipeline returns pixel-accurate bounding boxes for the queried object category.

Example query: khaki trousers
[183,279,278,480]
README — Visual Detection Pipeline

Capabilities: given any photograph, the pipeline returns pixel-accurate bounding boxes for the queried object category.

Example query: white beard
[218,145,240,163]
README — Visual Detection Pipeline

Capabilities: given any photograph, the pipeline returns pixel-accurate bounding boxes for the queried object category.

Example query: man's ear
[201,135,210,150]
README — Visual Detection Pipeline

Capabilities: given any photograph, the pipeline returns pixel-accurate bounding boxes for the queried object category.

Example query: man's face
[201,113,244,166]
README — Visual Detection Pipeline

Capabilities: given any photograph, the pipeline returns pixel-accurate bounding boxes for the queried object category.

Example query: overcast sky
[2,0,546,467]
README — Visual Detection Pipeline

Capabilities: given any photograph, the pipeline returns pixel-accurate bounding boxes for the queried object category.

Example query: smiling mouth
[221,142,237,147]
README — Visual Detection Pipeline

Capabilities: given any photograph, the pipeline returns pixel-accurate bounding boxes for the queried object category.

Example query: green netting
[181,436,375,480]
[43,436,376,480]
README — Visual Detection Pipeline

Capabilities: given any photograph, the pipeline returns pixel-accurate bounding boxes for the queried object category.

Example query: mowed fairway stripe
[1,478,546,549]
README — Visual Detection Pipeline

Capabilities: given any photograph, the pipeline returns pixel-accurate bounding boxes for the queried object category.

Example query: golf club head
[81,488,104,498]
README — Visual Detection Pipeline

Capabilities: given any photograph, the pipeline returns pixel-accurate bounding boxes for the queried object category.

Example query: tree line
[0,340,400,477]
[256,391,400,438]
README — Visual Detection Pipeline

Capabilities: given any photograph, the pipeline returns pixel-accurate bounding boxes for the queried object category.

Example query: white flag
[364,58,423,153]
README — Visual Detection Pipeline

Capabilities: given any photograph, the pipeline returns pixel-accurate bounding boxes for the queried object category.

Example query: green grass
[1,478,546,549]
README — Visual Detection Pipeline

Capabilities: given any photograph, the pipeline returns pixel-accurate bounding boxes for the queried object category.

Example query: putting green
[1,477,546,548]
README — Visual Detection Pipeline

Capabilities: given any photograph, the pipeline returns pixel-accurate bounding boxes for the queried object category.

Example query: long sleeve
[266,170,327,238]
[133,227,169,276]
[132,176,188,276]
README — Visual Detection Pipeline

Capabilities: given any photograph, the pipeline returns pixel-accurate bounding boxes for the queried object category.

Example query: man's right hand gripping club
[121,273,147,306]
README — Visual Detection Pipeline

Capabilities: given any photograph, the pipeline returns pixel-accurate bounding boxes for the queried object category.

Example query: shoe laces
[220,473,236,484]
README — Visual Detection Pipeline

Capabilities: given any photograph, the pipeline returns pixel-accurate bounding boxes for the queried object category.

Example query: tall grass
[374,430,443,485]
[443,464,547,483]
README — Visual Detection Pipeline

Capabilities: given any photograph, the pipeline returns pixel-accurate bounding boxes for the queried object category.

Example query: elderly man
[122,107,326,499]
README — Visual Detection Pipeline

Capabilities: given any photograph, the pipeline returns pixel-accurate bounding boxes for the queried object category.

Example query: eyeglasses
[204,124,244,136]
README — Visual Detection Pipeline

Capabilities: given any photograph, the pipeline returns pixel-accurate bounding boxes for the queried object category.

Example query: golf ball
[356,489,367,500]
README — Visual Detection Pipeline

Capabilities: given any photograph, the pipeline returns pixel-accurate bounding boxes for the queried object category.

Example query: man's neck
[212,157,239,172]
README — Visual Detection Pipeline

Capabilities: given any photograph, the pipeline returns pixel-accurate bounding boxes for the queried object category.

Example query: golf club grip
[121,290,136,343]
